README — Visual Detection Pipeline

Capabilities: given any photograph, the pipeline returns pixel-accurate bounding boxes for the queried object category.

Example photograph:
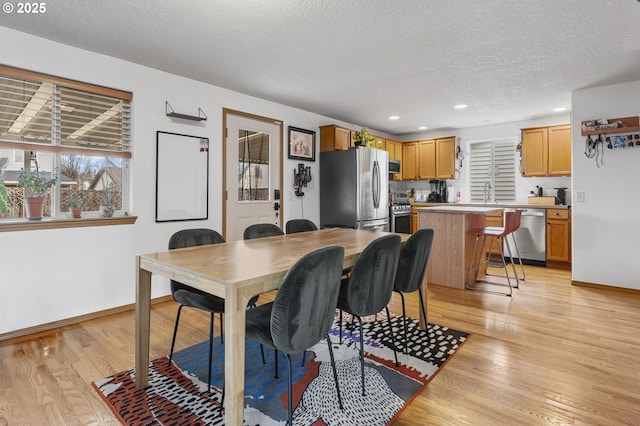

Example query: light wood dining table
[135,227,409,425]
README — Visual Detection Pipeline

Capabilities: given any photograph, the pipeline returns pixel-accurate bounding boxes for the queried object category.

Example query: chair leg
[300,349,307,367]
[219,312,224,344]
[509,233,526,281]
[207,312,213,393]
[399,292,408,354]
[339,309,343,344]
[326,333,343,410]
[357,316,366,396]
[384,306,399,366]
[284,354,293,426]
[260,344,266,364]
[168,305,184,366]
[418,287,428,328]
[274,349,279,379]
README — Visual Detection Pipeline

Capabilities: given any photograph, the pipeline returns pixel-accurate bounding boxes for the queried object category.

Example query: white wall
[390,115,572,204]
[571,80,640,289]
[0,27,374,334]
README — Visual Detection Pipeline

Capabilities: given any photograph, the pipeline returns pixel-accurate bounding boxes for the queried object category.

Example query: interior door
[224,110,282,241]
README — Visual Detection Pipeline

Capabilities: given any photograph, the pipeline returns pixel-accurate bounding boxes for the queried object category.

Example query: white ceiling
[1,0,639,136]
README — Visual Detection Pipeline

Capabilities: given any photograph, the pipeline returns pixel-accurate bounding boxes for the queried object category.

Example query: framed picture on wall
[288,126,316,161]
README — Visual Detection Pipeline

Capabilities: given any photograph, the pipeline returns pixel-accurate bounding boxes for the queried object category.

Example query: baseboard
[0,295,174,343]
[571,280,640,294]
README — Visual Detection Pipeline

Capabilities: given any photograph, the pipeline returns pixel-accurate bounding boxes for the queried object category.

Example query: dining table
[135,227,409,425]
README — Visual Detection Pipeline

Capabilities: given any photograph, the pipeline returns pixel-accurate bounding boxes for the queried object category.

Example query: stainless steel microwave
[389,159,401,174]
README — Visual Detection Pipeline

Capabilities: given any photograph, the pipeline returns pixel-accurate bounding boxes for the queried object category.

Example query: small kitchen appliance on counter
[427,180,448,203]
[554,187,567,205]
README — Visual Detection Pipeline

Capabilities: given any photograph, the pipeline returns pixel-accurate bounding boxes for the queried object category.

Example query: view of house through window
[237,129,270,201]
[0,65,131,220]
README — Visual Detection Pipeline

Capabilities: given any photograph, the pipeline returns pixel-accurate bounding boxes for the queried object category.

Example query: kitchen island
[417,205,503,289]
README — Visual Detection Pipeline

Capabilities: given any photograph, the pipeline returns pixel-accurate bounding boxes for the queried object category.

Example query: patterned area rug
[93,313,470,425]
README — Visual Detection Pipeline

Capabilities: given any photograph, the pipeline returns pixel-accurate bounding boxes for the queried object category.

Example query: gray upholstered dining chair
[285,218,318,234]
[245,244,345,426]
[167,228,259,394]
[243,223,284,240]
[393,228,435,354]
[337,233,401,396]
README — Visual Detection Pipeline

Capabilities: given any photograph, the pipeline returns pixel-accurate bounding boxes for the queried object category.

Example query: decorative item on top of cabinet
[521,124,571,177]
[546,208,571,267]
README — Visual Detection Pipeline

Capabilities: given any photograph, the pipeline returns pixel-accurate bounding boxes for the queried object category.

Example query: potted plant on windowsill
[69,198,87,219]
[18,163,57,220]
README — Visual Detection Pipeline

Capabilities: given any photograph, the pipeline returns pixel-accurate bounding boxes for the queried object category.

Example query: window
[468,139,516,203]
[0,65,131,221]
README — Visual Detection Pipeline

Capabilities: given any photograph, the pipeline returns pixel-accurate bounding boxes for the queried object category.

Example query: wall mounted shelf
[165,101,207,121]
[581,116,640,136]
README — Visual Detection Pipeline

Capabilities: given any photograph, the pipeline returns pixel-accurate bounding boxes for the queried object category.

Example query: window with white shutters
[469,140,516,203]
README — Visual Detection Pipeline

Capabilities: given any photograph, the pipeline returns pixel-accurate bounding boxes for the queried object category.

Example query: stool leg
[496,237,513,296]
[503,236,520,288]
[509,234,526,281]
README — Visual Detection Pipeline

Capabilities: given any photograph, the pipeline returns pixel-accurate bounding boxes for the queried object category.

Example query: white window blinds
[0,66,131,158]
[469,140,516,203]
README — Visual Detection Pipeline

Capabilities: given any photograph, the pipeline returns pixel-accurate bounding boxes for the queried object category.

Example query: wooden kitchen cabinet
[411,207,418,233]
[436,137,457,179]
[548,125,571,176]
[546,208,571,263]
[417,139,436,179]
[404,136,458,180]
[385,140,402,181]
[320,125,353,152]
[403,142,417,180]
[521,125,571,176]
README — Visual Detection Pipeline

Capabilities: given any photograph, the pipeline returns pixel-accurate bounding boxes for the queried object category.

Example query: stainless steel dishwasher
[505,208,546,266]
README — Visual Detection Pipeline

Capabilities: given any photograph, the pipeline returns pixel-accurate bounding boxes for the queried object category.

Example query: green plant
[353,126,376,147]
[18,162,57,197]
[70,198,88,209]
[0,180,8,213]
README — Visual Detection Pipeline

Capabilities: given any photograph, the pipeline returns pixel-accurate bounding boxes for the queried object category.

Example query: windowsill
[0,215,137,232]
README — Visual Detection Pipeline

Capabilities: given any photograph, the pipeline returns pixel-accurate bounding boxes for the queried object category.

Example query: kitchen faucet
[483,182,492,203]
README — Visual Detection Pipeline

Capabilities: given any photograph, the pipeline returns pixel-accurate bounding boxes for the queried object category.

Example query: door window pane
[237,129,270,201]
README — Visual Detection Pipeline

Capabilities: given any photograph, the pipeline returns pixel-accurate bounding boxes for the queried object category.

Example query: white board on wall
[155,131,209,222]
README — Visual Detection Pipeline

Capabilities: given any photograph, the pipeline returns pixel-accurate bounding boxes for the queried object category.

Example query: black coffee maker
[554,187,567,205]
[428,180,448,202]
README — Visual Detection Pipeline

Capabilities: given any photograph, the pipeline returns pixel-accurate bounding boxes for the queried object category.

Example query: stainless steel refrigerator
[320,147,389,231]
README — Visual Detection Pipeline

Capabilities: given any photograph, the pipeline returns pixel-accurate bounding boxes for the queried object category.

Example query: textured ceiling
[1,0,639,136]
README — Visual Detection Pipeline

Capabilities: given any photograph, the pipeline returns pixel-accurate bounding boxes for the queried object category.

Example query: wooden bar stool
[466,209,522,296]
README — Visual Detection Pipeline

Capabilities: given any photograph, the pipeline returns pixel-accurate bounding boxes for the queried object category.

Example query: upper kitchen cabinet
[402,142,417,180]
[320,124,353,152]
[385,140,402,181]
[404,136,458,180]
[521,124,571,176]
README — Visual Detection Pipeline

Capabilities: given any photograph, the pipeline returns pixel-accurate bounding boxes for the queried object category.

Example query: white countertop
[415,205,503,214]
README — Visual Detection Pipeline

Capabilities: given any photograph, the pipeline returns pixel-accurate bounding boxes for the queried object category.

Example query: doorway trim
[222,108,284,239]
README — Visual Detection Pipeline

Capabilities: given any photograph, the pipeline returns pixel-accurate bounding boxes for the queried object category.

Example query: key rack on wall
[581,116,640,136]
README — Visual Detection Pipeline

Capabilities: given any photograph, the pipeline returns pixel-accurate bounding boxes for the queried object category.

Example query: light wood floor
[1,266,639,425]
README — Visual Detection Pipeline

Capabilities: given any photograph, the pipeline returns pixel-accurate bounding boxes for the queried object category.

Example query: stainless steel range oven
[390,198,411,233]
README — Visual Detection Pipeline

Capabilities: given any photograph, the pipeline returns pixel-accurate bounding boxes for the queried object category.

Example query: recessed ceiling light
[553,107,567,112]
[418,126,428,130]
[389,115,400,120]
[454,104,468,109]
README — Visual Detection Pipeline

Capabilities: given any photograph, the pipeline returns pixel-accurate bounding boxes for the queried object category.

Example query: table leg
[135,256,152,390]
[224,286,247,426]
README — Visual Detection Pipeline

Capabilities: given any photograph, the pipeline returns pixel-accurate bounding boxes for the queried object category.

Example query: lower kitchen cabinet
[546,208,571,263]
[411,208,418,233]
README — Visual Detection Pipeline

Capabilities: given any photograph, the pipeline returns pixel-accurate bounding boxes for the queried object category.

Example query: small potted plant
[69,198,87,219]
[353,126,376,147]
[18,162,57,220]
